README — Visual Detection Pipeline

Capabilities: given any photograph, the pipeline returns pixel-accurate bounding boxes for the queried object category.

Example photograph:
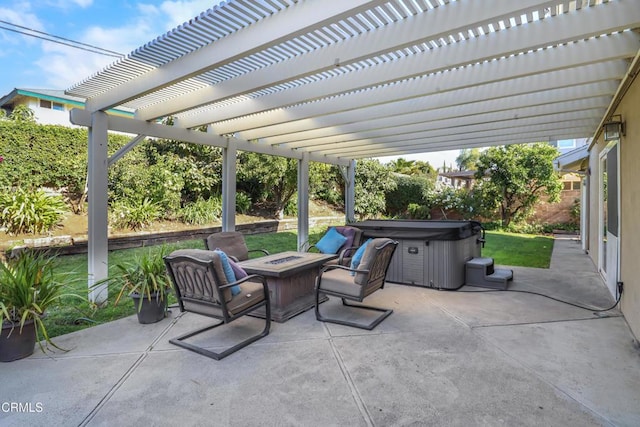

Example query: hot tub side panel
[385,235,480,289]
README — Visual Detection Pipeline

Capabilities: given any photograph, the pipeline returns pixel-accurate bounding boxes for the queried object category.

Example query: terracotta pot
[130,292,167,324]
[0,320,37,362]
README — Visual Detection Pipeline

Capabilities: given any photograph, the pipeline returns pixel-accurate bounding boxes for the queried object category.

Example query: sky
[0,0,460,168]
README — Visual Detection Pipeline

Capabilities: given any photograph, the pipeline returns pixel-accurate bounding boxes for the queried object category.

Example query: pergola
[66,0,640,302]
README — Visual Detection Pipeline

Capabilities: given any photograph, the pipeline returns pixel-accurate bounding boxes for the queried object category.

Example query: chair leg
[170,309,270,360]
[315,288,392,330]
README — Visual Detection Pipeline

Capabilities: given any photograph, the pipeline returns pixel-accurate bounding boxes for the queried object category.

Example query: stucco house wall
[617,76,640,339]
[588,72,640,339]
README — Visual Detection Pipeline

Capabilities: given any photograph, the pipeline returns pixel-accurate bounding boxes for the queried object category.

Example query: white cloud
[158,0,220,29]
[25,1,223,90]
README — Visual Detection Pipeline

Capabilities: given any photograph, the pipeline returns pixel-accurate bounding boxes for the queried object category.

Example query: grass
[483,230,554,268]
[44,228,552,339]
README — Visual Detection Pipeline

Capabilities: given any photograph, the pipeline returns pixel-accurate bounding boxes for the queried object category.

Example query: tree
[388,157,436,178]
[237,153,298,219]
[455,148,480,171]
[354,159,396,219]
[474,143,562,227]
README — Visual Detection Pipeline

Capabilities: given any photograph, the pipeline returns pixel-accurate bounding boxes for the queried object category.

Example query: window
[557,139,577,149]
[573,181,581,190]
[39,100,65,111]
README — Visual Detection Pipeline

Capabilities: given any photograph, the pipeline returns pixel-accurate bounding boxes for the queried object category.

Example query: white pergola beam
[354,130,590,158]
[136,0,556,121]
[86,0,384,112]
[346,127,593,158]
[209,31,638,136]
[283,82,618,149]
[239,60,627,142]
[182,3,640,130]
[69,109,350,166]
[322,121,598,157]
[301,113,603,153]
[264,78,620,146]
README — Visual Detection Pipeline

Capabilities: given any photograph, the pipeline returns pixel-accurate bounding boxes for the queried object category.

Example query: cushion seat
[317,268,363,298]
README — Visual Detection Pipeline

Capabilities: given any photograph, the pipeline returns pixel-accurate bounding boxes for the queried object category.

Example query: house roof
[440,170,477,180]
[555,144,590,172]
[0,88,134,116]
[66,0,640,165]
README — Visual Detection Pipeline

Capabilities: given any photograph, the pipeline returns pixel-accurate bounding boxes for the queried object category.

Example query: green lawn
[44,228,552,339]
[483,230,554,268]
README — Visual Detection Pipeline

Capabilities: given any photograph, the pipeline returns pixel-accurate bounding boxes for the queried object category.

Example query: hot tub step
[465,258,512,290]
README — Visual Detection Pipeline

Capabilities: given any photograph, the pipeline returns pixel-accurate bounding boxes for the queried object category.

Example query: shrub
[284,197,297,217]
[385,174,432,217]
[236,192,252,214]
[407,203,430,219]
[0,188,67,234]
[110,198,161,230]
[178,197,222,225]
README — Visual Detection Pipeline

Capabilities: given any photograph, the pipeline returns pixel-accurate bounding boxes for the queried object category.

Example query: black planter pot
[130,292,167,324]
[0,320,37,362]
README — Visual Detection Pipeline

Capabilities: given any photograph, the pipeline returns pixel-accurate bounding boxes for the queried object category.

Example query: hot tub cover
[353,220,482,241]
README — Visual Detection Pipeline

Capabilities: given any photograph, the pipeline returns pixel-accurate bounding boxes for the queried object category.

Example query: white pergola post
[87,111,110,304]
[345,160,356,223]
[297,153,310,251]
[221,139,237,232]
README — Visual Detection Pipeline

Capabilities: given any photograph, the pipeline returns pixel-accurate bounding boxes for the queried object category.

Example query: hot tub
[353,220,483,289]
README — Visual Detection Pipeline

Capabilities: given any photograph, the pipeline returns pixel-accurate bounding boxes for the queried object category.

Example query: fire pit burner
[266,255,303,265]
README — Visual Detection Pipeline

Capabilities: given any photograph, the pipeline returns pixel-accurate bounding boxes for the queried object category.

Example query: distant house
[437,170,478,190]
[0,88,133,126]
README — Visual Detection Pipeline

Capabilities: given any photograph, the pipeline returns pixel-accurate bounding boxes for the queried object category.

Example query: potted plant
[0,250,84,362]
[110,247,172,324]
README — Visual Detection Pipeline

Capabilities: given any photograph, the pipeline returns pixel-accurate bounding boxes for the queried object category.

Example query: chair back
[204,231,250,261]
[354,238,398,297]
[164,249,231,319]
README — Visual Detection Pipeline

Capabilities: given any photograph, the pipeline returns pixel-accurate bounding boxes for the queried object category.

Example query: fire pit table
[239,251,336,322]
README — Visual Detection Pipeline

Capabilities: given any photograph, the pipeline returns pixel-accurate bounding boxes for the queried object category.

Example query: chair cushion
[228,258,248,280]
[350,238,372,275]
[227,280,266,316]
[354,238,387,285]
[334,226,356,251]
[168,249,232,302]
[315,227,348,254]
[207,232,249,261]
[213,249,241,296]
[318,268,363,299]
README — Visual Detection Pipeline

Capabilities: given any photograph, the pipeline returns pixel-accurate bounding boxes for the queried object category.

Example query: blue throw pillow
[350,238,372,275]
[315,227,348,254]
[213,249,241,296]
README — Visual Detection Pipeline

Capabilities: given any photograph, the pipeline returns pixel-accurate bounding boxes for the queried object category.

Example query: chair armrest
[219,274,270,303]
[337,245,359,265]
[320,263,369,276]
[219,273,267,290]
[248,248,270,257]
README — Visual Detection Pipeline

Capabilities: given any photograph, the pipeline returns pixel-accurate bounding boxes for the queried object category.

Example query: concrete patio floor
[2,237,639,426]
